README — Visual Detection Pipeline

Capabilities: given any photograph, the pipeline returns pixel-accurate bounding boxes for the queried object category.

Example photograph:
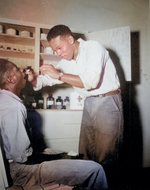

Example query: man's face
[49,35,74,60]
[10,65,26,89]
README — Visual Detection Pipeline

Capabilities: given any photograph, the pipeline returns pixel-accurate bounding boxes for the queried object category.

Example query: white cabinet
[36,110,83,153]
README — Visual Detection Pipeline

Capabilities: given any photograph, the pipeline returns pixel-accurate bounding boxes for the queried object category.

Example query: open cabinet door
[85,26,131,82]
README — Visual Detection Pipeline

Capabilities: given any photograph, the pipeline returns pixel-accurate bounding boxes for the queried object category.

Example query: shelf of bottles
[21,90,70,111]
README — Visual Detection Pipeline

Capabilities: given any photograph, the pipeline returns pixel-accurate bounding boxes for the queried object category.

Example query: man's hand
[40,64,60,79]
[26,70,38,87]
[27,70,36,82]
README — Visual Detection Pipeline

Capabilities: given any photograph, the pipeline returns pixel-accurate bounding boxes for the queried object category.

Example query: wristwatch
[58,72,64,80]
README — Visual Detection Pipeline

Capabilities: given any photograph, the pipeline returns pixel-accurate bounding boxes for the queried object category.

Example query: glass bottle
[56,96,63,110]
[36,93,44,109]
[23,66,34,80]
[31,97,37,109]
[20,92,26,105]
[26,66,34,74]
[47,94,54,109]
[63,96,70,110]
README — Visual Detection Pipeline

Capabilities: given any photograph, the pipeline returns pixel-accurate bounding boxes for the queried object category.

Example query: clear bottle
[36,93,44,109]
[63,96,70,110]
[56,96,63,110]
[47,94,55,109]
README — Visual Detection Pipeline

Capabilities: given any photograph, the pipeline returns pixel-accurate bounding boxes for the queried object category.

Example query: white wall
[0,0,150,167]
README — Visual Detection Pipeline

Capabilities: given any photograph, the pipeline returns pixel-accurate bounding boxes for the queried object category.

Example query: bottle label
[64,102,69,106]
[47,100,54,105]
[38,100,44,104]
[56,102,61,105]
[32,102,37,108]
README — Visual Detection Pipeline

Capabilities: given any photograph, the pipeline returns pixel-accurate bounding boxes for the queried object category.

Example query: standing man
[31,25,124,166]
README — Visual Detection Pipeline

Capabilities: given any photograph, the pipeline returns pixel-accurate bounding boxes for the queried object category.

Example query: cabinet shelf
[40,53,61,62]
[0,33,35,46]
[40,39,49,48]
[0,49,34,59]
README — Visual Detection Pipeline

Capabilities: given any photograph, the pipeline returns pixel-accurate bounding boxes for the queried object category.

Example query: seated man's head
[0,59,26,95]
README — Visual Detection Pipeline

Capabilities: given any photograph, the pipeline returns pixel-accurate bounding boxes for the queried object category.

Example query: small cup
[41,33,47,40]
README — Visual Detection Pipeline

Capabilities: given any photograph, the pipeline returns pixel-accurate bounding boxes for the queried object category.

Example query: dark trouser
[79,94,124,165]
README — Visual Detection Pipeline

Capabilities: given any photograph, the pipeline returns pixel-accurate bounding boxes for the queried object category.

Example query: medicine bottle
[63,96,70,110]
[47,94,54,109]
[36,93,44,109]
[56,96,63,110]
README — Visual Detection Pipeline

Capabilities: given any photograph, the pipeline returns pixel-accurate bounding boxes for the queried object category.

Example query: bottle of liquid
[36,93,44,109]
[20,92,26,105]
[63,96,70,110]
[47,94,55,109]
[56,96,63,110]
[23,66,34,80]
[31,97,37,109]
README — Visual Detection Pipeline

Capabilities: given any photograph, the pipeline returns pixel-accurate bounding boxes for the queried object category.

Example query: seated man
[0,59,108,190]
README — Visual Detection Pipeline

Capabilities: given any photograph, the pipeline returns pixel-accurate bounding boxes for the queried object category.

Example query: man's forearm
[60,73,84,88]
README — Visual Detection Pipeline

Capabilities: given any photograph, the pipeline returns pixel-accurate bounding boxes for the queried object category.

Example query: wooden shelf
[0,49,34,59]
[0,22,35,34]
[40,53,61,62]
[40,39,49,48]
[0,33,35,46]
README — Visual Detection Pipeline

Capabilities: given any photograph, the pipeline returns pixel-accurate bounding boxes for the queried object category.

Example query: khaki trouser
[10,159,108,189]
[79,94,124,165]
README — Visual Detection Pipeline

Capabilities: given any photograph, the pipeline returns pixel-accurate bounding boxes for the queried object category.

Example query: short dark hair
[47,25,73,41]
[0,59,14,89]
